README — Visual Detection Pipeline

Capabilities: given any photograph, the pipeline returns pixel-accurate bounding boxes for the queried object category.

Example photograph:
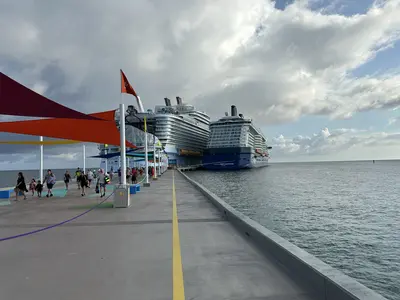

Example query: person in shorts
[35,180,43,197]
[64,170,71,190]
[75,167,82,189]
[44,169,56,197]
[96,169,106,197]
[78,172,89,196]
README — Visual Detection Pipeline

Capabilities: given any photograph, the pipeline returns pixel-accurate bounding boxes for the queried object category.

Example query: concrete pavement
[0,171,319,300]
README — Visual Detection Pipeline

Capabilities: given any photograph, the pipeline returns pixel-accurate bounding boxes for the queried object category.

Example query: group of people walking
[14,167,111,201]
[117,166,155,184]
[13,165,158,201]
[15,169,56,201]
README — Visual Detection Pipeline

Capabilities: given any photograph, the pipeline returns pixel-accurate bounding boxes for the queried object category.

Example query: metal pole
[83,144,86,173]
[105,147,108,173]
[119,103,127,185]
[145,131,149,184]
[157,149,161,176]
[40,136,43,182]
[153,135,157,179]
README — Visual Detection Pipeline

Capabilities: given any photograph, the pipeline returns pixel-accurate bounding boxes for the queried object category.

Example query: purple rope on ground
[0,191,115,242]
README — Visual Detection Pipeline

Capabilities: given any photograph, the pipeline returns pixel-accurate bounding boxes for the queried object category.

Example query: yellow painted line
[172,171,185,300]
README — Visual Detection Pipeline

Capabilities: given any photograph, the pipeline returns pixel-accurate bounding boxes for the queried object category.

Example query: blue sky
[262,0,400,161]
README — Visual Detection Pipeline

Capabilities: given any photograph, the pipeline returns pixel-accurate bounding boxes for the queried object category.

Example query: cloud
[1,0,400,167]
[0,0,399,123]
[271,127,400,160]
[388,116,400,126]
[0,143,100,171]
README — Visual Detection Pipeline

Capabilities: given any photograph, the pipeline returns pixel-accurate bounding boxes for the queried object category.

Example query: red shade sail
[0,117,135,147]
[89,110,116,121]
[0,72,100,120]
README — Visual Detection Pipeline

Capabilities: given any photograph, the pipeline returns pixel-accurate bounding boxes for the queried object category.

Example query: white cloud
[1,0,400,167]
[0,0,399,123]
[0,143,100,171]
[271,127,400,161]
[388,116,400,126]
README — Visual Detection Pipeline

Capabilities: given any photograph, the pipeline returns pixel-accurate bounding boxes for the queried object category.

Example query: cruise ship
[203,105,271,170]
[98,96,210,170]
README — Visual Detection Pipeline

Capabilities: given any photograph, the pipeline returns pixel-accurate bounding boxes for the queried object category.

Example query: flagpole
[152,135,157,179]
[157,148,161,176]
[40,136,43,182]
[144,116,149,186]
[83,144,86,173]
[104,144,108,173]
[120,94,127,185]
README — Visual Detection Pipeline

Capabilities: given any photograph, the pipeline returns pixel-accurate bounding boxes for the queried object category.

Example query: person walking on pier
[44,169,56,197]
[96,169,106,197]
[29,178,36,196]
[64,170,71,190]
[75,167,82,190]
[118,168,122,184]
[14,172,27,201]
[87,169,94,188]
[35,180,43,197]
[131,168,137,184]
[78,172,88,196]
[109,167,114,181]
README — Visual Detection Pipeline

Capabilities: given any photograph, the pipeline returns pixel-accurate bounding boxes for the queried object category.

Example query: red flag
[120,69,138,97]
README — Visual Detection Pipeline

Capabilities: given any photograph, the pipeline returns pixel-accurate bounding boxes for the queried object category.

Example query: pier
[0,171,387,300]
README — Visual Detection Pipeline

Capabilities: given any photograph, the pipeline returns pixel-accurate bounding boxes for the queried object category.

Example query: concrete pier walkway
[0,171,319,300]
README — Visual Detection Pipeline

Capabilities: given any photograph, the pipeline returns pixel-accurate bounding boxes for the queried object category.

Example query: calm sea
[187,161,400,300]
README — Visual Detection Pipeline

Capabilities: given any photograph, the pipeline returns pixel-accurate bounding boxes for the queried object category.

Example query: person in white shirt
[96,169,106,197]
[87,170,94,188]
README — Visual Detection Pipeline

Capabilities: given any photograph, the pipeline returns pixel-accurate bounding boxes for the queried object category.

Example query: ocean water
[187,161,400,300]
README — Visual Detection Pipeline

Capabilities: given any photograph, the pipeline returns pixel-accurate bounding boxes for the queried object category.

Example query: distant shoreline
[1,159,399,171]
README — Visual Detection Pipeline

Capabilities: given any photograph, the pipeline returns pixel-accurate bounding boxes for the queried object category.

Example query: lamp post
[104,144,108,173]
[39,136,43,182]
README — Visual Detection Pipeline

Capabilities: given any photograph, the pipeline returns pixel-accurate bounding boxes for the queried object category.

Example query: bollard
[113,185,130,208]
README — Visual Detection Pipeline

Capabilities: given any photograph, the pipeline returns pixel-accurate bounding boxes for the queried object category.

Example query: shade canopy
[0,140,80,145]
[0,72,100,120]
[91,151,154,159]
[0,72,135,147]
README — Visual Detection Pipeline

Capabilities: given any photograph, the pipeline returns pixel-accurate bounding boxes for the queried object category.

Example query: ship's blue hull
[203,147,268,170]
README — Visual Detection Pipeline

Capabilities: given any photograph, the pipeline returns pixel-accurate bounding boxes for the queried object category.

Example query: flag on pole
[144,116,147,132]
[120,69,138,97]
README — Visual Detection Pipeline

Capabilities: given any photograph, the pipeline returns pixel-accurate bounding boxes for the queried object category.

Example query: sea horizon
[1,158,399,171]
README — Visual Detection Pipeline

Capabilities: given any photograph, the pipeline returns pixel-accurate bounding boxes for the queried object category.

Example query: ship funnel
[164,98,171,106]
[231,105,237,117]
[176,96,182,105]
[239,113,243,118]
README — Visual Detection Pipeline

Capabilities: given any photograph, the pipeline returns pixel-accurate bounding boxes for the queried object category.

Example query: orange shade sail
[0,140,80,145]
[0,118,135,148]
[89,110,116,121]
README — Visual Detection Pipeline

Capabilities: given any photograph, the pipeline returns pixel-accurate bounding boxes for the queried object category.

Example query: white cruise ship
[98,97,210,169]
[203,105,271,170]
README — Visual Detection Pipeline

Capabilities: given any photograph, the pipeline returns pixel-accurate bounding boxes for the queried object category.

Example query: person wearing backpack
[75,167,82,190]
[64,170,71,190]
[78,172,89,196]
